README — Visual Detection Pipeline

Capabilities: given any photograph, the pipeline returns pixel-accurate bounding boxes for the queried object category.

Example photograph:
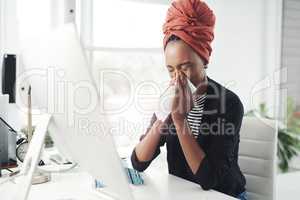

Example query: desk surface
[130,151,236,200]
[0,148,236,200]
[28,150,236,200]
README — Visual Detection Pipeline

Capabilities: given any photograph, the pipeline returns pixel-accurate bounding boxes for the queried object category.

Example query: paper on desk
[155,79,196,121]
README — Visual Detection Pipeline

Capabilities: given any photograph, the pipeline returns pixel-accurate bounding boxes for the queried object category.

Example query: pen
[28,85,32,142]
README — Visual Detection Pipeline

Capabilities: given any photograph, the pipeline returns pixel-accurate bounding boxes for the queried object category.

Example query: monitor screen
[0,117,17,169]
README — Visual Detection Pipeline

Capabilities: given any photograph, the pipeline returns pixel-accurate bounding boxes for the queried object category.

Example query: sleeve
[131,113,166,172]
[194,95,244,190]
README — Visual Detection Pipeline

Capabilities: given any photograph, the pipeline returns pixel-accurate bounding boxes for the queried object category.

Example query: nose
[175,69,188,79]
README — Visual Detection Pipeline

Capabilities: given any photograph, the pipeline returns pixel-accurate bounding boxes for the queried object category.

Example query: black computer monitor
[0,117,17,176]
[2,54,16,103]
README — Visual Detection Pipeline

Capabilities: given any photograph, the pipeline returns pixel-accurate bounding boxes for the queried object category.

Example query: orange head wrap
[163,0,216,65]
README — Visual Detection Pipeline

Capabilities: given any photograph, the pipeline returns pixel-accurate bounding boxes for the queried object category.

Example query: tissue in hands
[155,79,196,121]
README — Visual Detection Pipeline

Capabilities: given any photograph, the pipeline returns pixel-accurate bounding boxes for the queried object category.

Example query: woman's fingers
[150,119,161,132]
[153,119,163,133]
[170,78,176,86]
[177,72,187,115]
[179,71,187,86]
[175,72,181,95]
[172,70,194,120]
[155,120,163,127]
[179,71,194,114]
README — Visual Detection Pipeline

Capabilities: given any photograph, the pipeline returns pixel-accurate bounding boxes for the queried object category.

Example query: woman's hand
[152,119,164,135]
[171,71,194,124]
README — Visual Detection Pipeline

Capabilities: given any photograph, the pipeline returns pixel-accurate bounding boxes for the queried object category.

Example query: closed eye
[167,66,175,73]
[181,63,192,71]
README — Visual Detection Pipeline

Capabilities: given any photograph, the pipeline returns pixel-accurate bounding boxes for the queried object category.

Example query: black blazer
[131,77,246,198]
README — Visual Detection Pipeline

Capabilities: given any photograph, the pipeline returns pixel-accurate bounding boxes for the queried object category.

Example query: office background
[0,0,299,198]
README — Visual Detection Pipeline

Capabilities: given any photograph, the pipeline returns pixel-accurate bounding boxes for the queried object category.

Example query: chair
[238,116,277,200]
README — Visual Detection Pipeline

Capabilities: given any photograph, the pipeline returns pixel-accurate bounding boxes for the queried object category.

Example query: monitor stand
[12,114,52,200]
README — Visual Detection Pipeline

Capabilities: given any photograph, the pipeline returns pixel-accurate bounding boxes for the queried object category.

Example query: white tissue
[155,79,196,121]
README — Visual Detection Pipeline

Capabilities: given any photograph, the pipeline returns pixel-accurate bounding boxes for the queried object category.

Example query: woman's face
[164,39,206,87]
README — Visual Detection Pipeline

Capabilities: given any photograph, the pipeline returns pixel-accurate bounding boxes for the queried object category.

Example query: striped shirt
[187,93,206,138]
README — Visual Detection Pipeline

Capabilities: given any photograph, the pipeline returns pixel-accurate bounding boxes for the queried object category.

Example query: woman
[131,0,247,199]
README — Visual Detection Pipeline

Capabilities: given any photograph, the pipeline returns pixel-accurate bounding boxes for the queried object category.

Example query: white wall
[0,0,19,54]
[0,0,3,57]
[0,0,4,71]
[205,0,282,116]
[0,0,22,131]
[1,0,68,131]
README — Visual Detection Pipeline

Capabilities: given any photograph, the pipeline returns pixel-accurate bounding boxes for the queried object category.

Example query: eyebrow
[167,61,193,69]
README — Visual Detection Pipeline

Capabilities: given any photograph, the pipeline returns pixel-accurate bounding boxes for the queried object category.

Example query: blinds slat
[285,0,300,10]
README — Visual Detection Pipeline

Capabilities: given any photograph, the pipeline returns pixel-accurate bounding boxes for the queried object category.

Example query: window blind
[282,0,300,105]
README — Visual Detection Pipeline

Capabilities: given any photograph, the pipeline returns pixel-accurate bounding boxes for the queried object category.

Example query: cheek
[184,69,193,80]
[186,67,202,81]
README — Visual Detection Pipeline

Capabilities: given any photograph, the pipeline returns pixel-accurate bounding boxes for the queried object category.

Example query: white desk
[0,149,237,200]
[130,150,237,200]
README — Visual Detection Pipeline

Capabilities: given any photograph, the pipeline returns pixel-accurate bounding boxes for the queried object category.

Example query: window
[92,0,168,48]
[82,1,171,143]
[17,0,52,47]
[283,0,300,105]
